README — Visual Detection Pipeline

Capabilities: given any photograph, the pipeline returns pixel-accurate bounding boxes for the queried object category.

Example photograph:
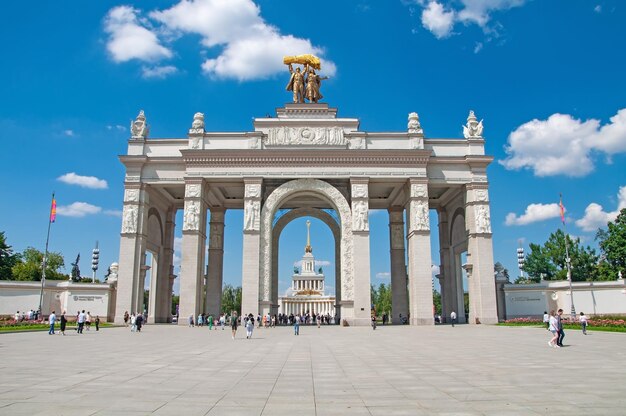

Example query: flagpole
[560,194,576,321]
[38,192,55,319]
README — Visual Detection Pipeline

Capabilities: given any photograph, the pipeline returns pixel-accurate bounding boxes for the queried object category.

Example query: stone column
[115,186,147,323]
[465,184,498,324]
[206,208,225,316]
[437,208,454,320]
[389,207,408,324]
[351,178,372,326]
[406,179,434,325]
[178,181,208,325]
[157,207,176,323]
[241,179,263,317]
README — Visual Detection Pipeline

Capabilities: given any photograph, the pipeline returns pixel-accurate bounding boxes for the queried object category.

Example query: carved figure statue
[122,205,138,233]
[408,112,423,135]
[304,65,328,103]
[191,112,205,130]
[130,110,149,139]
[353,200,369,231]
[463,110,484,138]
[475,205,491,233]
[184,202,200,231]
[286,64,305,103]
[414,201,429,231]
[244,200,260,230]
[105,262,119,283]
[70,253,81,282]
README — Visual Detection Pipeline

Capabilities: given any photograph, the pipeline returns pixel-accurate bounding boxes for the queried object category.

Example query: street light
[91,241,99,283]
[517,246,525,280]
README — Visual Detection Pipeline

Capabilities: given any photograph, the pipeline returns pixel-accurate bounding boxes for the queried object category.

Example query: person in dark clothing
[556,309,565,347]
[135,313,144,332]
[95,316,100,331]
[60,312,67,336]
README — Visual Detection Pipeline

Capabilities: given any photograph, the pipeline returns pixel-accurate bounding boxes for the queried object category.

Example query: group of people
[123,311,144,332]
[45,310,99,335]
[14,309,40,322]
[229,312,306,339]
[544,309,589,348]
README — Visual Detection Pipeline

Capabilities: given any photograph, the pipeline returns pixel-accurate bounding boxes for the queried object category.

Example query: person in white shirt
[77,310,86,334]
[579,312,589,335]
[294,314,301,335]
[450,311,457,327]
[543,311,549,330]
[48,311,56,335]
[548,310,559,348]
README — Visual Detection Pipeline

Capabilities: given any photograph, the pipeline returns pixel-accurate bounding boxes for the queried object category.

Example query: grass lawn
[0,323,115,333]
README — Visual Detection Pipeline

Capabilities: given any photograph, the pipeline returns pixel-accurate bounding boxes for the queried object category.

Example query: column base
[411,317,434,326]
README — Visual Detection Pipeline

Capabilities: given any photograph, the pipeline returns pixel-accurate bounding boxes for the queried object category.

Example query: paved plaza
[0,324,624,416]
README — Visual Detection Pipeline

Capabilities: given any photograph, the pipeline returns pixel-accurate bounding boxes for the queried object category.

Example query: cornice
[180,149,431,168]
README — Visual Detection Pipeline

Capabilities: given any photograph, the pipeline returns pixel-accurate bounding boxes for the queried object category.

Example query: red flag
[50,198,57,223]
[559,194,565,225]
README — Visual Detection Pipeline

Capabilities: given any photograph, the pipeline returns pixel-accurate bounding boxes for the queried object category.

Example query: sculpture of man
[244,200,260,230]
[353,200,369,231]
[286,64,305,103]
[184,202,200,230]
[123,205,137,233]
[414,202,429,231]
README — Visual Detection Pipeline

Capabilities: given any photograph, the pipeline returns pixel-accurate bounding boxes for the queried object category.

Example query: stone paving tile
[0,324,625,415]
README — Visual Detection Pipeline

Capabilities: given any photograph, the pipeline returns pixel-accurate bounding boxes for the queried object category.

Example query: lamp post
[517,245,525,281]
[91,241,99,283]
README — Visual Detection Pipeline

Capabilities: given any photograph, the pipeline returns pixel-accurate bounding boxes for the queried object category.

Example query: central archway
[272,208,341,318]
[259,179,355,321]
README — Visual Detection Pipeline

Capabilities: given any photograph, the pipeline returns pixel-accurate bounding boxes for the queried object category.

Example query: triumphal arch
[115,58,497,326]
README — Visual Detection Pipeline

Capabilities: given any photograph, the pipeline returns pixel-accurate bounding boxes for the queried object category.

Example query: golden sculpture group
[284,54,328,104]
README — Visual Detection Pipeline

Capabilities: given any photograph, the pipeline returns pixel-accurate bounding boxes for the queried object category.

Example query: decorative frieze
[265,126,345,146]
[244,200,260,231]
[185,184,201,198]
[124,189,139,203]
[183,200,200,231]
[352,200,369,231]
[412,200,430,231]
[475,204,492,234]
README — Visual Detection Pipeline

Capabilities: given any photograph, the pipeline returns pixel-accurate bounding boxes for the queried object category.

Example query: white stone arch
[272,208,341,313]
[260,179,353,307]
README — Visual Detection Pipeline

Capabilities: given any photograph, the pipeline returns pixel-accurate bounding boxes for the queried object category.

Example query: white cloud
[594,5,602,13]
[104,5,172,63]
[63,129,75,137]
[505,203,562,226]
[376,272,390,280]
[431,264,440,275]
[457,0,525,27]
[473,41,483,53]
[57,172,108,189]
[57,202,102,218]
[576,186,626,232]
[415,0,525,39]
[150,0,336,81]
[500,109,626,177]
[103,209,123,218]
[142,65,178,79]
[106,124,127,131]
[293,259,331,268]
[421,2,456,39]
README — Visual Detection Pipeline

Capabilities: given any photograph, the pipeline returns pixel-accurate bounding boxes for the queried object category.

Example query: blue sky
[1,0,625,295]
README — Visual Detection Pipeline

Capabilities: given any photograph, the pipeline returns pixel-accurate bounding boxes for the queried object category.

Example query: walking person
[579,312,588,335]
[548,310,559,347]
[246,314,254,339]
[450,311,457,327]
[95,316,100,331]
[208,314,214,330]
[60,311,67,336]
[124,311,129,327]
[48,311,56,335]
[556,309,565,347]
[130,313,137,332]
[77,310,86,334]
[85,312,91,331]
[371,314,377,330]
[136,313,144,332]
[294,314,300,335]
[188,314,194,327]
[220,314,225,330]
[543,311,550,330]
[231,312,239,340]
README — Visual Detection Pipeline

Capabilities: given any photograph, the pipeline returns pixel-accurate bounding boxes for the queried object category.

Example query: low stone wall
[502,278,626,319]
[0,280,116,321]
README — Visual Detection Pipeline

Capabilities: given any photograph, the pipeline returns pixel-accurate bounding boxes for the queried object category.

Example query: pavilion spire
[305,220,313,253]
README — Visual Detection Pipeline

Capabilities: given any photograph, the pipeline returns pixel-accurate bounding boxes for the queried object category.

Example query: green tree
[373,283,391,317]
[433,290,441,316]
[597,208,626,279]
[171,294,179,315]
[0,232,20,279]
[222,284,242,315]
[522,230,598,282]
[11,247,67,281]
